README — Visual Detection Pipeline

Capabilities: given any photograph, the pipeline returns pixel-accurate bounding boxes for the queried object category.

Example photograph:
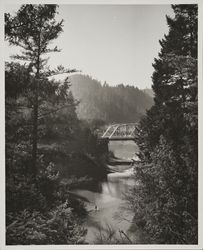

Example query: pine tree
[130,4,198,243]
[5,5,75,175]
[153,4,197,103]
[151,4,198,174]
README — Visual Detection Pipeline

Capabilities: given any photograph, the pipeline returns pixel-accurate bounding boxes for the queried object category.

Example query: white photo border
[0,0,202,249]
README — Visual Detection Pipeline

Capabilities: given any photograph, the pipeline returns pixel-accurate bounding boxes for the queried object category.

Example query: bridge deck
[101,137,135,141]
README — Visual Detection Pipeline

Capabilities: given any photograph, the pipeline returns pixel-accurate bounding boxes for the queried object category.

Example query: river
[74,141,139,244]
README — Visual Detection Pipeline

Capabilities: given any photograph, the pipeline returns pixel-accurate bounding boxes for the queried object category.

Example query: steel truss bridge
[101,123,138,141]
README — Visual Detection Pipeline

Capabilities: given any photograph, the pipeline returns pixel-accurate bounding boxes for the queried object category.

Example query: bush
[6,203,87,245]
[6,162,88,245]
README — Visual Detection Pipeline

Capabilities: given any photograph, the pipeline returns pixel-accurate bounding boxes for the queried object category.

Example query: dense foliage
[129,4,198,244]
[70,74,153,123]
[5,5,108,245]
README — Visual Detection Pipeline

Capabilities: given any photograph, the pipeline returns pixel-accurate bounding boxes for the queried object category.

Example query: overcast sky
[5,4,174,88]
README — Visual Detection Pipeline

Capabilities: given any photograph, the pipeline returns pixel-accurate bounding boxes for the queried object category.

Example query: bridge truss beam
[101,123,138,141]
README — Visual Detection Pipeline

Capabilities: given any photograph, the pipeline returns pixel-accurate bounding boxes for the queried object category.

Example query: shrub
[6,203,87,245]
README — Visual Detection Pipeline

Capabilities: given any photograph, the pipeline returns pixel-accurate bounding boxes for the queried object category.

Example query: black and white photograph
[1,0,202,248]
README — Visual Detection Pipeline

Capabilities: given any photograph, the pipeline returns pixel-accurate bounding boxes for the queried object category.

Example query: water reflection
[108,140,139,160]
[101,168,135,198]
[74,141,139,243]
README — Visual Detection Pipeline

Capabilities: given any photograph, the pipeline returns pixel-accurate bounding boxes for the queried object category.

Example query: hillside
[143,88,154,98]
[69,74,154,123]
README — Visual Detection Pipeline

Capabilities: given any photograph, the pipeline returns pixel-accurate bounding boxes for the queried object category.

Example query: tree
[5,5,111,245]
[153,4,197,104]
[5,61,90,244]
[151,4,198,179]
[5,4,75,176]
[129,4,198,243]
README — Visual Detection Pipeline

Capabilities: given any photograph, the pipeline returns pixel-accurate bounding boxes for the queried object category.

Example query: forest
[5,4,198,245]
[70,74,153,123]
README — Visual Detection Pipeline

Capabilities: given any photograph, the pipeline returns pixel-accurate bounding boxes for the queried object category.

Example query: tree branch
[44,65,78,77]
[38,103,75,120]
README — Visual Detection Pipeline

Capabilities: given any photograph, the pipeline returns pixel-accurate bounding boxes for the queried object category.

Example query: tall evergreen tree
[153,4,197,104]
[129,4,198,243]
[5,4,75,175]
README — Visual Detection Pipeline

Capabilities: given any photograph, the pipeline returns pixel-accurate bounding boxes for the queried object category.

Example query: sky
[5,4,174,88]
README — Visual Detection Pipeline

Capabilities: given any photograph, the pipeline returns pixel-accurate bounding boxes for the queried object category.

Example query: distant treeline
[70,74,154,123]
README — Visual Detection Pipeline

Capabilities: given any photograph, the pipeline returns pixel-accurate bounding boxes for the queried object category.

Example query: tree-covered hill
[143,88,154,98]
[70,74,154,123]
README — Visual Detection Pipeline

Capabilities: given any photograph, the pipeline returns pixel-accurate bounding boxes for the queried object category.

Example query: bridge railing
[101,123,138,140]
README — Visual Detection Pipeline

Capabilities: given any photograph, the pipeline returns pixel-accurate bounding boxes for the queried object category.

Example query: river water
[74,141,139,244]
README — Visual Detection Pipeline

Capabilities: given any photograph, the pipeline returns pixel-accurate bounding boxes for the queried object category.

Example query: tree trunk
[32,83,38,176]
[32,37,40,176]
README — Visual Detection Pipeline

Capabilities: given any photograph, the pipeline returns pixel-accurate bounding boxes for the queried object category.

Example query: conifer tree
[131,4,198,243]
[5,5,75,175]
[153,4,197,103]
